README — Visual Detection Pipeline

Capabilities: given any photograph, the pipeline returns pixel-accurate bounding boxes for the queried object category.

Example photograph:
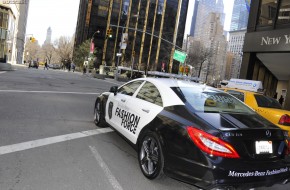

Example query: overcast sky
[26,0,80,45]
[26,0,234,45]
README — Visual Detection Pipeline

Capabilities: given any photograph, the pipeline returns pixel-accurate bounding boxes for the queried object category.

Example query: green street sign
[173,50,187,63]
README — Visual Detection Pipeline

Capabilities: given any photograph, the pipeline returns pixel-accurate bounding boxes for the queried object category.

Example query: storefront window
[258,0,278,26]
[277,0,290,25]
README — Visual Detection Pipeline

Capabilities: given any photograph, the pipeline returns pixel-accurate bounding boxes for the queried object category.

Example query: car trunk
[195,112,287,160]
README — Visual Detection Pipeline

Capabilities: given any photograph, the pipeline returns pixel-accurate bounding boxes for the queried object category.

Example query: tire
[138,132,164,179]
[94,99,106,127]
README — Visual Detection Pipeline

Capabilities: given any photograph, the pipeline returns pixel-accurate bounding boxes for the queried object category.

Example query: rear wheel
[94,99,106,127]
[138,132,164,179]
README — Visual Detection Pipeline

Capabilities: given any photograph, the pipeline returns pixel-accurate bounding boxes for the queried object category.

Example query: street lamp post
[115,24,126,81]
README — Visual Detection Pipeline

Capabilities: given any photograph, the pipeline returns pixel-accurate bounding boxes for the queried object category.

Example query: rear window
[226,90,245,102]
[172,87,254,114]
[254,94,282,109]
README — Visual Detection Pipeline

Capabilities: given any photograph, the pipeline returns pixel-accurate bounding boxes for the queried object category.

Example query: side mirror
[109,86,118,95]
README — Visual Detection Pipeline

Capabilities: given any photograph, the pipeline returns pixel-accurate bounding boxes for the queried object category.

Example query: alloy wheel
[140,137,159,175]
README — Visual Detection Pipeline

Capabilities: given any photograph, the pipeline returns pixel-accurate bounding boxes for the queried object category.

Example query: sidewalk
[0,62,12,71]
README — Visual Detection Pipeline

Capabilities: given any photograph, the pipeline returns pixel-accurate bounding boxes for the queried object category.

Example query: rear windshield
[254,94,282,109]
[172,87,254,114]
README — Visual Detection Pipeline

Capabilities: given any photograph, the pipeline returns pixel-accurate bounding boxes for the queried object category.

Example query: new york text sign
[244,28,290,52]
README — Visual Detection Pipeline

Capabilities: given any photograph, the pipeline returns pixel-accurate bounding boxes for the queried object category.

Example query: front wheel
[138,132,164,179]
[94,99,106,127]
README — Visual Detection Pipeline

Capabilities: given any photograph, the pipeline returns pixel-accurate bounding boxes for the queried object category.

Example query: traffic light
[29,37,36,43]
[106,28,113,39]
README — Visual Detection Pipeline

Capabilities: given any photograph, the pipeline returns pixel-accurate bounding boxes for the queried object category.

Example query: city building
[230,0,249,31]
[225,0,249,80]
[74,0,189,73]
[227,29,246,78]
[193,0,224,39]
[225,52,234,80]
[44,27,52,44]
[189,0,199,36]
[16,0,30,65]
[241,0,290,110]
[0,1,29,66]
[188,0,227,84]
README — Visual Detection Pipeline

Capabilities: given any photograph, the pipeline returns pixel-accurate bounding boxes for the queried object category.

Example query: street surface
[0,66,289,190]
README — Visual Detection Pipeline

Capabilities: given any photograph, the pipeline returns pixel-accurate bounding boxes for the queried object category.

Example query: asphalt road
[0,66,289,190]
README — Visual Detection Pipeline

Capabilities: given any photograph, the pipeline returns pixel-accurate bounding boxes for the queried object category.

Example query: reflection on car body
[94,78,290,189]
[221,79,290,136]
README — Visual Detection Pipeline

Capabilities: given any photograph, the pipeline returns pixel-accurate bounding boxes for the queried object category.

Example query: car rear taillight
[279,114,290,126]
[187,127,240,159]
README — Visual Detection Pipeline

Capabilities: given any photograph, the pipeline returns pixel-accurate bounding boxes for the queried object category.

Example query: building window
[258,0,278,26]
[122,0,129,15]
[158,0,164,15]
[277,0,290,25]
[0,7,10,62]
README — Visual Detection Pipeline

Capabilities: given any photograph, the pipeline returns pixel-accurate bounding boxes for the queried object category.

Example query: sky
[26,0,234,46]
[26,0,80,45]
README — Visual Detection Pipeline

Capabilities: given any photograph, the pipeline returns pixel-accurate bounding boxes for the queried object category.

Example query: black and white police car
[93,77,290,189]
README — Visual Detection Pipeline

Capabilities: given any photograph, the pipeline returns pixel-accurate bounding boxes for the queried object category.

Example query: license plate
[255,141,273,154]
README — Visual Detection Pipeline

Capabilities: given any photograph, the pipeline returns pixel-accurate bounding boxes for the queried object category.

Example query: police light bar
[226,78,263,93]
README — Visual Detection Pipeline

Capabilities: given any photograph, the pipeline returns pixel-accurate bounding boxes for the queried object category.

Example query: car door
[105,80,144,138]
[124,81,164,144]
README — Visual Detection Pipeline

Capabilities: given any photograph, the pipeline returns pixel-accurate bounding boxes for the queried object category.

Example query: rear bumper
[165,154,290,189]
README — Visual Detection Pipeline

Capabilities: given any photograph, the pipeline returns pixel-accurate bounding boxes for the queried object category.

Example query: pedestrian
[83,61,87,75]
[71,63,75,72]
[83,65,86,74]
[279,95,284,106]
[273,92,278,99]
[44,61,49,70]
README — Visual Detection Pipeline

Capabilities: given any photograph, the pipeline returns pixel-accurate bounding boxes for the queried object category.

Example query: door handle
[142,109,150,113]
[121,99,126,102]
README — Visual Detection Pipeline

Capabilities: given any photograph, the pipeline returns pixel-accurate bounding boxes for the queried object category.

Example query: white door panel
[105,93,129,138]
[125,97,163,144]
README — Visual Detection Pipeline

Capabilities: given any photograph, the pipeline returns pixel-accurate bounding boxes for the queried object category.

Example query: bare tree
[24,40,41,62]
[41,43,55,64]
[54,36,74,68]
[186,45,212,78]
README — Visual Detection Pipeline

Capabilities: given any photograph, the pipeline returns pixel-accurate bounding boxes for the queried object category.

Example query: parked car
[93,77,290,189]
[28,61,38,69]
[221,79,290,136]
[48,64,61,69]
[52,64,61,69]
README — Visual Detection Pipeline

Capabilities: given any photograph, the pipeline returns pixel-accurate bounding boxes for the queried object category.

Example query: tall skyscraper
[230,0,249,31]
[16,0,30,65]
[194,0,225,38]
[187,0,227,84]
[44,27,52,44]
[190,0,199,36]
[74,0,189,73]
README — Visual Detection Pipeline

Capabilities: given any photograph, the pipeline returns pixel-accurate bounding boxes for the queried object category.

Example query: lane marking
[0,128,113,156]
[0,71,7,74]
[89,146,124,190]
[90,77,123,86]
[0,90,100,95]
